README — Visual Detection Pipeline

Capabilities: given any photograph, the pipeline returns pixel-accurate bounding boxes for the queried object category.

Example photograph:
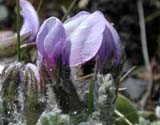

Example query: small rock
[121,77,148,100]
[155,106,160,118]
[0,56,16,75]
[0,5,8,21]
[78,0,89,8]
[0,0,3,3]
[0,30,14,41]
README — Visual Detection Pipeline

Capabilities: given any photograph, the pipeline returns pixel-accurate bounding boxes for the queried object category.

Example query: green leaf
[115,94,139,125]
[37,112,70,125]
[151,121,160,125]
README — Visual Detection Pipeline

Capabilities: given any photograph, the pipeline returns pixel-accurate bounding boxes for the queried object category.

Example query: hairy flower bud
[0,62,45,125]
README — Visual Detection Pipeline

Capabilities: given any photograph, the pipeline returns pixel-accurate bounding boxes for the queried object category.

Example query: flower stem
[16,0,21,61]
[61,0,78,22]
[137,0,152,108]
[37,0,43,13]
[115,109,134,125]
[88,79,94,114]
[120,66,136,83]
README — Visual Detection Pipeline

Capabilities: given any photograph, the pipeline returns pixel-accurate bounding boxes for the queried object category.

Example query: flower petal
[109,25,122,63]
[64,11,90,38]
[36,17,66,68]
[20,0,39,41]
[44,17,66,59]
[65,11,106,66]
[98,14,122,64]
[36,17,56,56]
[98,26,116,62]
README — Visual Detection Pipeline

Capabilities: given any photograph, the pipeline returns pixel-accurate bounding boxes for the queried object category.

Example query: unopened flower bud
[0,62,45,125]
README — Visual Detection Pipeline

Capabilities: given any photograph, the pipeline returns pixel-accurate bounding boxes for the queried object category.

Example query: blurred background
[0,0,160,119]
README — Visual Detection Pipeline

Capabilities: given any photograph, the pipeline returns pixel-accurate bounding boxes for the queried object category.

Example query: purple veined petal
[109,25,122,64]
[44,17,66,59]
[105,22,122,63]
[63,39,71,66]
[38,50,56,70]
[20,0,39,41]
[95,11,122,65]
[36,17,66,68]
[98,26,116,62]
[36,17,57,56]
[66,11,106,67]
[64,11,90,38]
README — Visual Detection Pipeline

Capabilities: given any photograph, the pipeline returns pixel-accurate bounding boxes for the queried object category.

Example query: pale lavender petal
[44,17,66,59]
[36,17,56,56]
[20,0,39,41]
[20,21,30,36]
[67,11,106,66]
[64,11,90,38]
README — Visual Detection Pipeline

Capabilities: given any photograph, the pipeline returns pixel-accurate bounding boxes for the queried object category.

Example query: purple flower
[36,11,122,72]
[36,17,66,70]
[63,11,122,69]
[20,0,39,41]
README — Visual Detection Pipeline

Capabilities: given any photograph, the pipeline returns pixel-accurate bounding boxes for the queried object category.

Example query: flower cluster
[36,11,122,75]
[0,1,124,123]
[19,0,122,75]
